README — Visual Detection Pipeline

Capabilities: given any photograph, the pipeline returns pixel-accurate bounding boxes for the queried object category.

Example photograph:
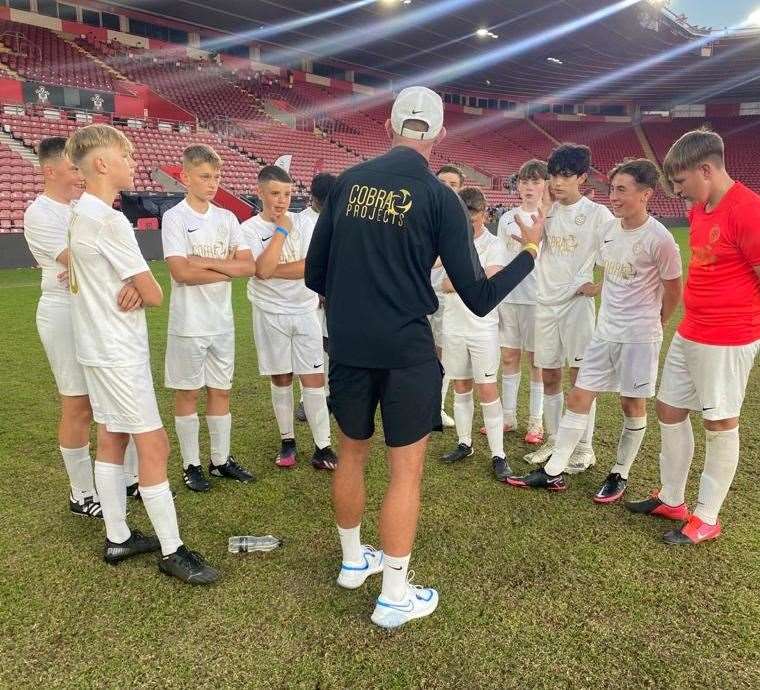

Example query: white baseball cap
[390,86,444,141]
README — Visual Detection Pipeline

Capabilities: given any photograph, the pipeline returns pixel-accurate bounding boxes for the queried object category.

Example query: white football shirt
[596,216,682,343]
[162,199,247,337]
[241,212,318,314]
[443,230,508,336]
[297,205,320,234]
[24,194,73,300]
[497,206,539,305]
[68,192,150,367]
[537,196,614,306]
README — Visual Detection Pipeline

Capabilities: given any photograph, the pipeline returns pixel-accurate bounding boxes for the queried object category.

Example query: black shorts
[329,359,443,447]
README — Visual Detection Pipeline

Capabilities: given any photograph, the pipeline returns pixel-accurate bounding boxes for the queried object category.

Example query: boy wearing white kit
[440,187,512,480]
[492,159,547,444]
[66,124,216,584]
[242,165,336,471]
[508,159,682,500]
[162,144,256,492]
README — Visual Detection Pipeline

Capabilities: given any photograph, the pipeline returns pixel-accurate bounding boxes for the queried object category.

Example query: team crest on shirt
[632,240,644,256]
[345,185,412,228]
[709,225,721,243]
[574,214,586,226]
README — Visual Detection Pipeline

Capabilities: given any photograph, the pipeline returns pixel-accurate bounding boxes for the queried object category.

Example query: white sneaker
[336,545,384,589]
[566,445,596,475]
[371,572,439,629]
[440,409,455,428]
[523,437,555,464]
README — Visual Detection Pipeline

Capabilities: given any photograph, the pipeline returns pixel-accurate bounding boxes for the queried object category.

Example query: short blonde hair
[64,124,132,167]
[663,128,724,178]
[183,144,222,168]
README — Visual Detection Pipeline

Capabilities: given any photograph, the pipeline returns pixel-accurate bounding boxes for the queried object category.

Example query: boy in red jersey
[626,129,760,545]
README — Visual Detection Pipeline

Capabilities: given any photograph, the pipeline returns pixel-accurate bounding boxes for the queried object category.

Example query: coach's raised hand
[512,206,544,255]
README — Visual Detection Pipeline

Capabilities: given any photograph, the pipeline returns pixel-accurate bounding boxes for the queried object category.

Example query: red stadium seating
[0,20,113,90]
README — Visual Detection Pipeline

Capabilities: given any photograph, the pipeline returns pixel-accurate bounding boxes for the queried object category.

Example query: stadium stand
[3,10,760,230]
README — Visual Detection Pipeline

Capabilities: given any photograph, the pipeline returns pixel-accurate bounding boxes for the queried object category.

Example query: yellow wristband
[523,243,539,255]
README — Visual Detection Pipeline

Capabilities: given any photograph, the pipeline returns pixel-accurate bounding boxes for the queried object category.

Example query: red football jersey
[679,182,760,345]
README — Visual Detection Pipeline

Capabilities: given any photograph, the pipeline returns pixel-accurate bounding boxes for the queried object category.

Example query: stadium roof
[112,0,760,104]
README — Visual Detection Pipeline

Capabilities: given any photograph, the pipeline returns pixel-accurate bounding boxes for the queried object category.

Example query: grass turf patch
[0,228,758,688]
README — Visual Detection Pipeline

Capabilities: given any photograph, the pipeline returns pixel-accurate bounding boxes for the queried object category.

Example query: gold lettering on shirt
[605,259,637,283]
[546,233,579,255]
[344,186,412,228]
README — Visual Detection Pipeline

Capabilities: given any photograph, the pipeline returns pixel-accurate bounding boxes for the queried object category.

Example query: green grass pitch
[0,228,758,688]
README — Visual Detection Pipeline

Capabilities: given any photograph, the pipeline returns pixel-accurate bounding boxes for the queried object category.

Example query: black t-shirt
[305,146,535,369]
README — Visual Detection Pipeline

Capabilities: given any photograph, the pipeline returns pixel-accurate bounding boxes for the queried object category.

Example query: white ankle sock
[94,461,130,543]
[441,375,450,410]
[139,480,183,556]
[60,444,94,501]
[501,372,520,421]
[580,400,597,446]
[175,414,200,469]
[207,413,232,467]
[453,390,474,446]
[694,428,740,525]
[123,437,139,486]
[303,386,331,449]
[381,553,411,602]
[529,381,544,420]
[544,410,588,476]
[271,383,294,439]
[543,392,564,438]
[337,524,362,564]
[658,418,694,507]
[481,398,505,458]
[611,416,647,479]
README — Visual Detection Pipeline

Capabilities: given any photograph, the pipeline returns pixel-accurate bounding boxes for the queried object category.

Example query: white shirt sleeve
[24,206,67,262]
[486,238,508,269]
[96,216,150,281]
[299,213,314,258]
[229,215,248,253]
[654,231,683,280]
[161,210,188,259]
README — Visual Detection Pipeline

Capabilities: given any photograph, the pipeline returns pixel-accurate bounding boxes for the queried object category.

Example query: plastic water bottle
[228,535,282,553]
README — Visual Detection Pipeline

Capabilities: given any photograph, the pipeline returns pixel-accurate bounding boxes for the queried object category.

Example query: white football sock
[694,428,740,525]
[543,392,564,438]
[94,461,130,544]
[453,390,474,446]
[611,416,647,479]
[123,437,139,486]
[658,418,694,507]
[303,386,331,449]
[60,444,94,501]
[271,382,294,439]
[139,480,183,556]
[501,372,520,422]
[481,398,505,458]
[544,410,588,476]
[529,380,544,420]
[324,350,331,396]
[337,523,362,564]
[381,553,411,602]
[207,413,232,467]
[579,399,597,448]
[441,374,450,410]
[175,413,200,469]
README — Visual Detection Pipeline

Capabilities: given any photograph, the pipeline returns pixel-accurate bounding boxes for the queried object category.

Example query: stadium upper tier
[5,21,760,230]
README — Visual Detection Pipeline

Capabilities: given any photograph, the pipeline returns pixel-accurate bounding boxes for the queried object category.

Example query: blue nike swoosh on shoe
[340,553,371,571]
[377,598,415,613]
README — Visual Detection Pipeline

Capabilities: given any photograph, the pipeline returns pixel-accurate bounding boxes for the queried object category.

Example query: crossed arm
[254,230,305,280]
[166,248,255,286]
